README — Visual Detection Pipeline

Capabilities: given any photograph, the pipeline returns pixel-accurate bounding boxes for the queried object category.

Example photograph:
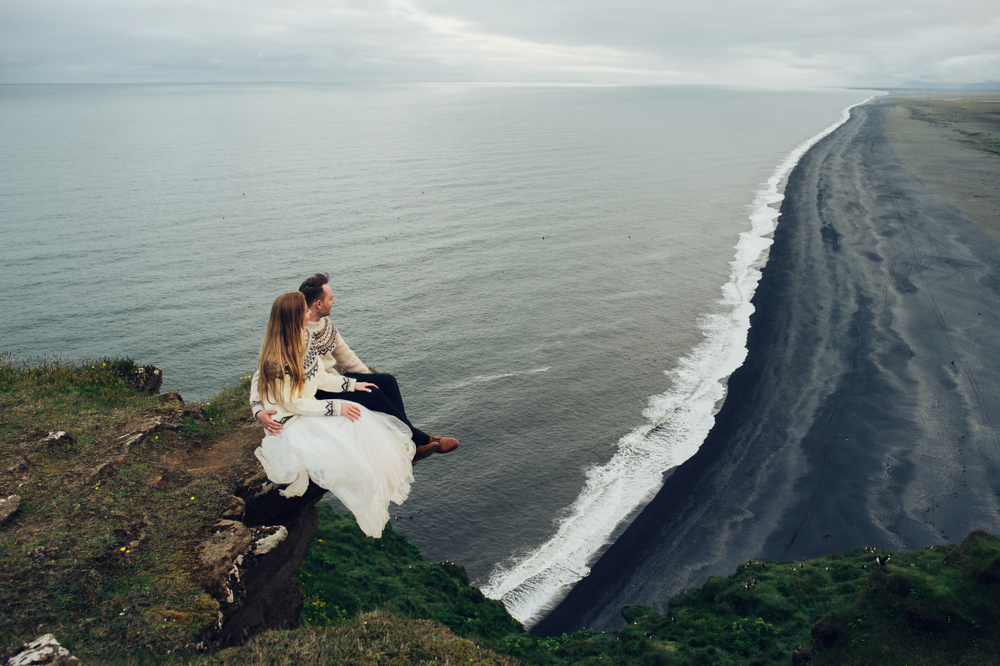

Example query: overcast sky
[2,0,998,87]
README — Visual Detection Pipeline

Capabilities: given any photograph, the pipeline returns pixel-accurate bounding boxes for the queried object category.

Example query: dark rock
[43,431,75,449]
[810,616,838,648]
[8,457,29,474]
[976,557,1000,584]
[791,648,812,664]
[236,472,327,528]
[0,495,21,525]
[219,496,246,520]
[128,364,163,395]
[187,467,331,647]
[904,606,947,632]
[156,391,184,406]
[198,520,254,601]
[440,560,471,587]
[206,503,320,646]
[28,546,60,561]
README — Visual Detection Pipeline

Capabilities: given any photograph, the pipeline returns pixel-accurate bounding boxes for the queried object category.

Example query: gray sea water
[0,83,872,624]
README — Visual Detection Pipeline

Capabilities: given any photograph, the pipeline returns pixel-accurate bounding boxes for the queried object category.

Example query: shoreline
[482,98,868,627]
[534,94,1000,634]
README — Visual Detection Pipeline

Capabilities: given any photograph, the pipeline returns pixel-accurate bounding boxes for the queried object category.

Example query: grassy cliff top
[0,353,263,660]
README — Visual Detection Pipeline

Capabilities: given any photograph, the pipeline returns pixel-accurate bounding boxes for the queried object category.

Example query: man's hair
[299,273,329,307]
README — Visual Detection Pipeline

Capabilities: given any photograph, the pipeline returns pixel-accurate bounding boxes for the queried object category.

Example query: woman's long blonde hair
[258,291,308,406]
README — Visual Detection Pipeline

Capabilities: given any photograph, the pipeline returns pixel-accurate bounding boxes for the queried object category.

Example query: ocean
[0,82,872,625]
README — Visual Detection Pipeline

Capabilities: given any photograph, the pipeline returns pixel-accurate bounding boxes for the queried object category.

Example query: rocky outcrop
[196,470,329,646]
[112,383,328,647]
[0,495,19,526]
[127,364,163,395]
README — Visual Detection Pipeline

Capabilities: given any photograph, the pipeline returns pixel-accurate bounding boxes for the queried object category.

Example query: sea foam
[481,96,876,627]
[442,367,550,390]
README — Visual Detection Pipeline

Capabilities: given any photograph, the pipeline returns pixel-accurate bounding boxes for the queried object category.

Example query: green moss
[297,503,523,643]
[513,533,1000,666]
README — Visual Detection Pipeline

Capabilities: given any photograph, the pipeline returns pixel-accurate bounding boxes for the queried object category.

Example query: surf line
[481,95,878,628]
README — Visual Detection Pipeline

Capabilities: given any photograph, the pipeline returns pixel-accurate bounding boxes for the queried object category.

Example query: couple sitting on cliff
[249,273,458,538]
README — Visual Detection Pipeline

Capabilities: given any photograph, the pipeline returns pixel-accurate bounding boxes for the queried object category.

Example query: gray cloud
[2,0,998,85]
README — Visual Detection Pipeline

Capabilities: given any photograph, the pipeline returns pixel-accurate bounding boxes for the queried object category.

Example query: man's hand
[256,409,283,436]
[341,402,362,421]
[353,382,376,393]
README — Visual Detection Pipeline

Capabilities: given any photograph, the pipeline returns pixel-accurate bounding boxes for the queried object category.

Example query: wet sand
[535,95,1000,634]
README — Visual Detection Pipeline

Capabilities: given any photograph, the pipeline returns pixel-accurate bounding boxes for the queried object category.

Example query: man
[251,273,458,462]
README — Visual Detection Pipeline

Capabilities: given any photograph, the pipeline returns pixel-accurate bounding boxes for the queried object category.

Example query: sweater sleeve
[278,381,345,418]
[332,330,370,374]
[249,370,263,417]
[253,367,349,418]
[315,365,357,393]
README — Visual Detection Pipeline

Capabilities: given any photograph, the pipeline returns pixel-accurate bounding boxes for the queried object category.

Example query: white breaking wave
[442,366,550,390]
[481,96,877,627]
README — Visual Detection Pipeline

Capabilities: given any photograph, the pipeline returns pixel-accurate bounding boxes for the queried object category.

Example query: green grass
[974,137,1000,155]
[298,503,524,642]
[894,97,1000,157]
[809,530,1000,665]
[177,375,256,441]
[0,352,157,443]
[496,533,1000,665]
[291,506,1000,665]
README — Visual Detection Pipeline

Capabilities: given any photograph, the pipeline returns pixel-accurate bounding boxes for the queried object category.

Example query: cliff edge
[0,357,327,658]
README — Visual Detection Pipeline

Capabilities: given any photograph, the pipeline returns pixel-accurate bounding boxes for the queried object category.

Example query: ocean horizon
[0,82,874,626]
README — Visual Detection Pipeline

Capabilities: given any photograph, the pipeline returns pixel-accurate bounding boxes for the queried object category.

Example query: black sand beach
[535,95,1000,634]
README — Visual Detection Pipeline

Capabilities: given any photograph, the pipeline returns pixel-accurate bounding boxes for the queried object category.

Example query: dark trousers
[316,372,430,447]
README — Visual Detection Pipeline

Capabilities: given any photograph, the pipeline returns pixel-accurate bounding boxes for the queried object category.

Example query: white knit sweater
[249,327,360,425]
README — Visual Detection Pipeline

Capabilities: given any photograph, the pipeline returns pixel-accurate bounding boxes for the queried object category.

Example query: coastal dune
[535,96,1000,634]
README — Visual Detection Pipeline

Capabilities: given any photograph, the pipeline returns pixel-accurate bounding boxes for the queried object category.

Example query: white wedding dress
[254,405,416,538]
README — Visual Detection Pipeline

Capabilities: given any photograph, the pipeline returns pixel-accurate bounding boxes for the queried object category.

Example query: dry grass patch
[198,610,520,666]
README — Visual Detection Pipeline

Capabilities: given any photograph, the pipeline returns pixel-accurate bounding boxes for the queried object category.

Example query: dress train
[254,405,415,538]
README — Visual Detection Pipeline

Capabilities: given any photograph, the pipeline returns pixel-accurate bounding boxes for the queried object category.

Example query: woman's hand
[256,409,283,436]
[354,382,376,393]
[341,402,362,421]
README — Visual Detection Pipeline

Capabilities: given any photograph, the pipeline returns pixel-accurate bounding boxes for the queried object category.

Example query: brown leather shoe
[429,435,460,454]
[412,442,439,464]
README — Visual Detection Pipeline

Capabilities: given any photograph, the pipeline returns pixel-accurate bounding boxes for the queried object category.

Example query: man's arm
[332,329,370,374]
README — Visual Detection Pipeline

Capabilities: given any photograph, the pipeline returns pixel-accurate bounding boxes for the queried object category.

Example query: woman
[253,291,416,538]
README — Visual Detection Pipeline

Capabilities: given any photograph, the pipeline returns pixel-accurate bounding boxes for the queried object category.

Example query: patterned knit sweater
[303,317,369,376]
[249,326,360,425]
